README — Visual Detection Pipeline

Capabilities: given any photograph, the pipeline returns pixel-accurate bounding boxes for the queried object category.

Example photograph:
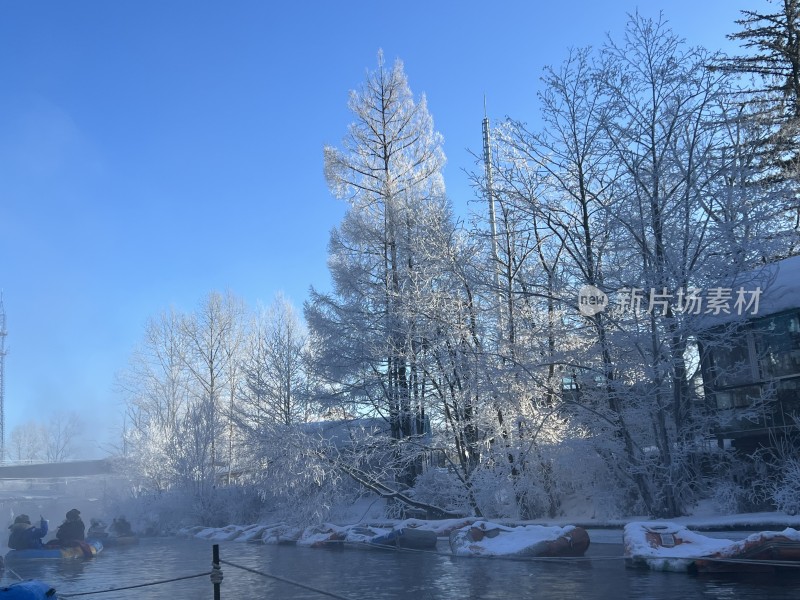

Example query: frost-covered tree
[120,292,248,497]
[179,291,246,488]
[121,308,193,492]
[8,421,46,462]
[237,293,313,439]
[43,412,84,462]
[596,14,730,515]
[478,12,797,518]
[719,1,800,176]
[308,51,446,486]
[488,45,634,517]
[715,1,800,241]
[7,414,83,462]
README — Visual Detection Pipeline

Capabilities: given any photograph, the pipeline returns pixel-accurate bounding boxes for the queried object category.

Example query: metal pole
[0,294,7,463]
[482,100,503,338]
[211,544,223,599]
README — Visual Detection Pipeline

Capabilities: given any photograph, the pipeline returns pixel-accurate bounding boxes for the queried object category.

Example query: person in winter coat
[7,514,48,550]
[110,516,133,537]
[55,508,85,546]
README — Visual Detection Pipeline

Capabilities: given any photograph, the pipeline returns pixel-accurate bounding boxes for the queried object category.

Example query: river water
[3,534,799,599]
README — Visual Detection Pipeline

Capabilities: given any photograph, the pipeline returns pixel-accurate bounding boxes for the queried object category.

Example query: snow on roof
[299,417,391,448]
[299,416,431,448]
[698,254,800,328]
[747,254,800,318]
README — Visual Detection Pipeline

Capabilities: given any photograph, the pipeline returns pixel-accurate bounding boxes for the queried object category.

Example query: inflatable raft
[101,535,139,547]
[345,525,438,550]
[0,579,57,599]
[369,527,438,549]
[5,539,103,562]
[449,521,590,557]
[624,522,800,573]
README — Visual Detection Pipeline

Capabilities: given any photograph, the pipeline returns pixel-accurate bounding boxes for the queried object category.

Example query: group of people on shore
[7,509,132,551]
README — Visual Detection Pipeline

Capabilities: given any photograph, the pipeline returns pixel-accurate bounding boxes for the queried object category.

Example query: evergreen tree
[718,0,800,222]
[725,0,800,116]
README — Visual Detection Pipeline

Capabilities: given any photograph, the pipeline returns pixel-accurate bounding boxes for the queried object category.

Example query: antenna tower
[482,100,503,333]
[0,295,6,463]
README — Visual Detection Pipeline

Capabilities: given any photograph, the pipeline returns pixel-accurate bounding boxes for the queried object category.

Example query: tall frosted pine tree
[306,52,446,484]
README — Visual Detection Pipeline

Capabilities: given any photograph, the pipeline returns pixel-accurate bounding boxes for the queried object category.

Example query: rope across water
[11,537,800,599]
[58,572,213,597]
[220,559,357,600]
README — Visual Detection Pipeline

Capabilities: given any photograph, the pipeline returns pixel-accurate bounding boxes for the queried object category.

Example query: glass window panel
[716,392,733,409]
[777,378,800,414]
[713,336,755,387]
[755,312,800,378]
[715,386,762,409]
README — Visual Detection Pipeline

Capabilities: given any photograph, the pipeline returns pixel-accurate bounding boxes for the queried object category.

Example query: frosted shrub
[465,459,554,519]
[709,449,773,514]
[411,468,470,515]
[510,470,554,520]
[469,467,518,518]
[710,479,745,515]
[770,457,800,516]
[549,438,638,519]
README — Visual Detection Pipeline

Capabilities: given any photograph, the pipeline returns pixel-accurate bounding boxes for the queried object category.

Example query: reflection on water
[6,557,89,585]
[1,537,799,599]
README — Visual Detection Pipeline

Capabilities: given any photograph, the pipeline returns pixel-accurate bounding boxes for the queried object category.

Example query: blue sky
[0,0,751,457]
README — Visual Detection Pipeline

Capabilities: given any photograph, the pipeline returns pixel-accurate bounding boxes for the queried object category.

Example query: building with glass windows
[701,255,800,451]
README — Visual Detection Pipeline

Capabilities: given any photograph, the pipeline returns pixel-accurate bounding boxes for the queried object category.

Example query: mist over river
[3,536,799,599]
